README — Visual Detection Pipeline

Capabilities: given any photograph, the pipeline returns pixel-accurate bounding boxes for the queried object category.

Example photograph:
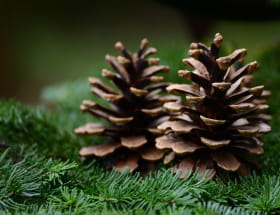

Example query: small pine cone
[75,39,178,173]
[156,33,271,179]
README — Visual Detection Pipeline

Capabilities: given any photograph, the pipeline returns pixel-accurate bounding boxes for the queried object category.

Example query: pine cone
[156,33,271,178]
[75,39,177,172]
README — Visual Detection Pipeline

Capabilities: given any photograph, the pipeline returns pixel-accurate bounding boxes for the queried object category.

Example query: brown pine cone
[75,39,178,173]
[156,33,271,179]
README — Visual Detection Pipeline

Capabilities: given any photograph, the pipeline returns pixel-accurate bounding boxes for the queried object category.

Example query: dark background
[0,0,280,103]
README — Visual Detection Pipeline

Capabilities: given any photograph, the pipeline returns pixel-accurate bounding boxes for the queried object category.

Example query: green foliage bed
[0,42,280,215]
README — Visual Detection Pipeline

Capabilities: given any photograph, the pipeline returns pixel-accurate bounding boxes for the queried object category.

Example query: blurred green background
[0,0,280,103]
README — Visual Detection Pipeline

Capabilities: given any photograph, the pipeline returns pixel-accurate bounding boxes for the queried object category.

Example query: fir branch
[0,100,84,159]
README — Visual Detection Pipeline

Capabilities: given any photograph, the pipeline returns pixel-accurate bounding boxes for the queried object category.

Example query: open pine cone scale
[156,33,271,178]
[75,39,178,172]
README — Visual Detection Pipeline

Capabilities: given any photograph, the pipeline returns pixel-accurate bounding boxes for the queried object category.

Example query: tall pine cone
[75,39,177,172]
[156,33,271,178]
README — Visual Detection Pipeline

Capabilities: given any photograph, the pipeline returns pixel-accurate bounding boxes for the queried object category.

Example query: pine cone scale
[212,151,240,171]
[140,146,164,161]
[233,143,263,155]
[142,65,169,77]
[105,55,130,83]
[172,141,203,154]
[120,136,147,149]
[88,77,117,94]
[141,47,157,59]
[114,153,140,172]
[176,157,195,178]
[79,142,122,157]
[75,123,105,135]
[183,58,209,79]
[158,120,198,133]
[163,152,176,164]
[200,137,230,148]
